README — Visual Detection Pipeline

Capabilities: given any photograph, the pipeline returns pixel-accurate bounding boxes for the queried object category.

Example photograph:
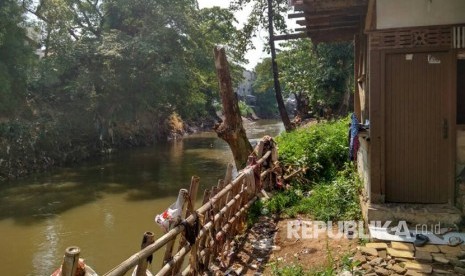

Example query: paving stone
[404,262,433,273]
[369,257,384,266]
[454,266,465,274]
[392,241,415,252]
[361,263,374,273]
[432,253,450,264]
[374,267,391,276]
[392,264,407,274]
[415,251,433,262]
[366,242,389,249]
[445,254,459,261]
[432,268,452,274]
[353,251,367,264]
[415,244,440,253]
[405,270,427,276]
[360,246,379,256]
[388,248,415,259]
[450,259,465,268]
[438,245,463,255]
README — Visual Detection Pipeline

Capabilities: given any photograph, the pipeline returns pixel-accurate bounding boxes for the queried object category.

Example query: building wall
[458,127,465,176]
[377,0,465,29]
[357,137,371,201]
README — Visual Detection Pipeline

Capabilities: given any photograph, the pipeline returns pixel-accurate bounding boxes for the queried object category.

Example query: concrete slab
[360,200,462,226]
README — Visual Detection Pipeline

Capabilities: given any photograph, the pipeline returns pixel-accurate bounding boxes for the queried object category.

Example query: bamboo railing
[99,150,277,276]
[52,147,278,276]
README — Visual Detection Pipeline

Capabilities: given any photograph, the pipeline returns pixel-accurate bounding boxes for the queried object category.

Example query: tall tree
[231,0,294,131]
[0,0,34,117]
[266,0,293,131]
[214,46,253,169]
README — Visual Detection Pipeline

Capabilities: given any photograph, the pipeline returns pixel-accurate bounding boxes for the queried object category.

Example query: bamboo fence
[50,148,278,276]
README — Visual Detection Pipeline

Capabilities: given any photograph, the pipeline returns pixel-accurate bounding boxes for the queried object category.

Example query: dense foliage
[254,40,354,119]
[276,119,349,181]
[0,0,245,180]
[253,118,361,222]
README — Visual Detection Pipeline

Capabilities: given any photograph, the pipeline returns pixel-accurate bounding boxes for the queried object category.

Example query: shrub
[276,118,349,182]
[263,117,361,221]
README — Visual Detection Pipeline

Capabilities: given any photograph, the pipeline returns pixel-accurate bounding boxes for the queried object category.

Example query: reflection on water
[0,120,283,276]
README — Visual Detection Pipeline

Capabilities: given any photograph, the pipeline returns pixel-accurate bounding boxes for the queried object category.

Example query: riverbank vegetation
[0,0,354,183]
[248,118,362,274]
[0,1,247,180]
[256,118,361,222]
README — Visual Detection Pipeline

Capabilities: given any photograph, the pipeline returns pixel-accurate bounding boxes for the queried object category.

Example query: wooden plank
[365,0,376,32]
[368,49,382,203]
[302,0,367,11]
[273,32,308,41]
[300,5,367,16]
[288,12,305,19]
[354,34,362,120]
[304,22,361,31]
[298,15,362,26]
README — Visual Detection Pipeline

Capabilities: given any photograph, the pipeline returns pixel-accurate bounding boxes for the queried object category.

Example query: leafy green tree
[252,58,278,118]
[231,0,293,131]
[0,0,34,116]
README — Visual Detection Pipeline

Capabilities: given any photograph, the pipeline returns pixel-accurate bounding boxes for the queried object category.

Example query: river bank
[0,119,283,276]
[0,113,221,181]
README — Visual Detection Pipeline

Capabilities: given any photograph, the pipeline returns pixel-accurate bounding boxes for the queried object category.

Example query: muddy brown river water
[0,120,283,276]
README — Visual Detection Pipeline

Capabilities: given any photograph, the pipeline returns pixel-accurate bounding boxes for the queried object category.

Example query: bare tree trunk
[213,46,253,169]
[267,0,294,132]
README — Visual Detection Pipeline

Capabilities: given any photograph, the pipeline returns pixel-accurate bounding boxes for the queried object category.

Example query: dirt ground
[224,216,358,275]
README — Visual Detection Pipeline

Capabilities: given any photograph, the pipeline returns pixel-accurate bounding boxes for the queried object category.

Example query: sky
[197,0,298,70]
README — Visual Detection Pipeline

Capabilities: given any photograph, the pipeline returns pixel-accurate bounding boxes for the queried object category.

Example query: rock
[438,245,463,255]
[338,270,352,276]
[387,248,415,259]
[379,250,387,259]
[271,245,281,251]
[392,264,407,274]
[369,257,384,266]
[374,267,391,276]
[455,266,465,274]
[433,268,452,274]
[450,259,465,268]
[415,244,440,253]
[360,246,379,256]
[392,242,415,251]
[361,263,374,273]
[445,254,459,261]
[404,262,433,273]
[415,251,432,262]
[405,270,425,276]
[353,252,367,264]
[432,253,450,264]
[366,242,388,249]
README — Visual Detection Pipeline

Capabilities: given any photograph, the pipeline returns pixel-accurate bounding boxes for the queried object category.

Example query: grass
[247,117,363,275]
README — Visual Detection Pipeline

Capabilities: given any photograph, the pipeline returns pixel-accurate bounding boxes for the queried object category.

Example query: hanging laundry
[155,189,188,232]
[349,113,360,161]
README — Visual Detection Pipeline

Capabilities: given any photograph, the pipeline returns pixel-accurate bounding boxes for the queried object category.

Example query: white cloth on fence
[243,168,256,196]
[254,135,278,162]
[155,189,187,233]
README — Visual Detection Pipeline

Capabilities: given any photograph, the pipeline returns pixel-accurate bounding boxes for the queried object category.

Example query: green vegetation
[253,40,354,119]
[277,118,349,182]
[250,117,361,222]
[0,1,247,180]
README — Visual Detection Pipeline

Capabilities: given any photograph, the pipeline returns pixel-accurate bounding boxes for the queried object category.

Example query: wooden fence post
[136,232,155,276]
[171,176,200,275]
[61,246,80,276]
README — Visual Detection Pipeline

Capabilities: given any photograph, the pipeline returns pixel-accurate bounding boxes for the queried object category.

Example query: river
[0,120,284,276]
